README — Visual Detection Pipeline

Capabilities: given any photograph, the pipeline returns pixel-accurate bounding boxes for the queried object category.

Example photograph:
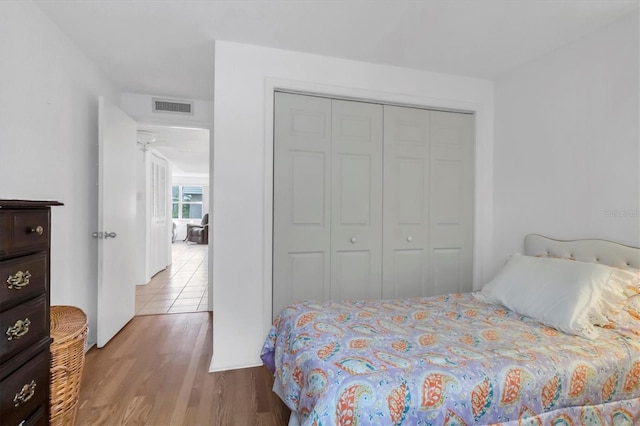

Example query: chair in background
[185,213,208,244]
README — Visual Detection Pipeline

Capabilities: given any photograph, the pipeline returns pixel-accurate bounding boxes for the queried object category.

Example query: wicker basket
[50,306,88,426]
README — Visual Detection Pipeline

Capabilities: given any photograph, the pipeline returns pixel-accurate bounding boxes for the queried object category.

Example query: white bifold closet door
[273,92,473,317]
[429,110,474,296]
[330,99,383,301]
[273,93,332,317]
[382,107,474,298]
[382,105,430,299]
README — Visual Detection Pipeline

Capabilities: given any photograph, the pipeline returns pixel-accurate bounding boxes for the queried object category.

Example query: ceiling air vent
[152,98,194,115]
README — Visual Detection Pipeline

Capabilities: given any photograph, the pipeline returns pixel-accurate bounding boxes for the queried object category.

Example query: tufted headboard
[524,234,640,269]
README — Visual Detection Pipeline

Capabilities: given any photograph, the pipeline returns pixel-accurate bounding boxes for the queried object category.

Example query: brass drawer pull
[7,270,31,290]
[29,225,44,235]
[6,318,31,340]
[13,380,36,407]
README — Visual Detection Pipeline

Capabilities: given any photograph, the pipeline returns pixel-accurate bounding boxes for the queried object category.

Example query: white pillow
[480,254,613,338]
[598,268,640,322]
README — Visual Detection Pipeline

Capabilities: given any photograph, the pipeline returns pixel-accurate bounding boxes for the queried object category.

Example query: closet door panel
[331,99,383,301]
[432,160,463,225]
[383,105,431,298]
[291,152,326,225]
[337,155,371,224]
[433,248,462,294]
[429,111,474,295]
[389,249,424,298]
[289,252,326,302]
[273,92,332,316]
[334,251,371,300]
[396,159,424,224]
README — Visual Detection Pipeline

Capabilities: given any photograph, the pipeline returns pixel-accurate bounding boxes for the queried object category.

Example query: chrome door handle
[92,231,117,239]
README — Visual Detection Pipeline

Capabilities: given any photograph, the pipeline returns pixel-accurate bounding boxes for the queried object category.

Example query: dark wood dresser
[0,200,62,426]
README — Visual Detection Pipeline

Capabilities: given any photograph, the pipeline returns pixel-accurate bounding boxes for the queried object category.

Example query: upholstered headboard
[524,234,640,269]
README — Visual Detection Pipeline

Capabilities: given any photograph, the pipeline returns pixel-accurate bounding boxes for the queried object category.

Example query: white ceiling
[35,0,638,101]
[34,0,638,176]
[137,125,210,176]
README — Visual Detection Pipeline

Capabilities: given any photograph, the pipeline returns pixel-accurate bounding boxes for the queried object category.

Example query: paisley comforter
[260,293,640,425]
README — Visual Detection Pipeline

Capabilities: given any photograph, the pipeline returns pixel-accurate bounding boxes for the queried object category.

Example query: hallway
[135,241,208,315]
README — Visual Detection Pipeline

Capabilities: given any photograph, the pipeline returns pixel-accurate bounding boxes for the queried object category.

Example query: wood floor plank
[77,312,290,426]
[169,319,209,426]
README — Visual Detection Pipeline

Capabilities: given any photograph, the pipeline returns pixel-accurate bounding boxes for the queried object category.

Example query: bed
[261,234,640,425]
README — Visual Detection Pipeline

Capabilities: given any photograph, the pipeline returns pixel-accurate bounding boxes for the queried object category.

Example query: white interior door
[273,92,332,316]
[97,96,137,347]
[149,153,170,276]
[330,99,383,301]
[382,105,431,298]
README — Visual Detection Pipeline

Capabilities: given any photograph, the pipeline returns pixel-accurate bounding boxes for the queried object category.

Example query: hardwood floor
[77,312,290,425]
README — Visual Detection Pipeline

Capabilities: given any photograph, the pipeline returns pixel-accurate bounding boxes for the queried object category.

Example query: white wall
[492,12,640,277]
[211,41,494,371]
[0,0,119,347]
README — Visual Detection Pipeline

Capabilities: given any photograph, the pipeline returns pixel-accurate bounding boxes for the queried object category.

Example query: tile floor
[135,241,209,315]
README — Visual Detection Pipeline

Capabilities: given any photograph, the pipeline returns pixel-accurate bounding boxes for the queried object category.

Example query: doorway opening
[133,124,211,316]
[135,241,208,314]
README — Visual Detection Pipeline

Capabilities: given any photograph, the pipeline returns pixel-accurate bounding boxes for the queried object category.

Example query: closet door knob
[350,237,357,243]
[407,236,413,242]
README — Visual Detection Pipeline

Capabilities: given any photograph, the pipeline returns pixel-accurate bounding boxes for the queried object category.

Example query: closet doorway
[273,92,474,316]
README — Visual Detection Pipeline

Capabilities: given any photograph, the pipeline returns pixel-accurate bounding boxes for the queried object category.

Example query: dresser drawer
[0,350,49,426]
[0,210,50,257]
[0,296,48,363]
[21,404,47,426]
[0,254,47,308]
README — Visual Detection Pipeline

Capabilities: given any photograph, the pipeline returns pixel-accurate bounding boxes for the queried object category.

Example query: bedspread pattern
[261,293,640,425]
